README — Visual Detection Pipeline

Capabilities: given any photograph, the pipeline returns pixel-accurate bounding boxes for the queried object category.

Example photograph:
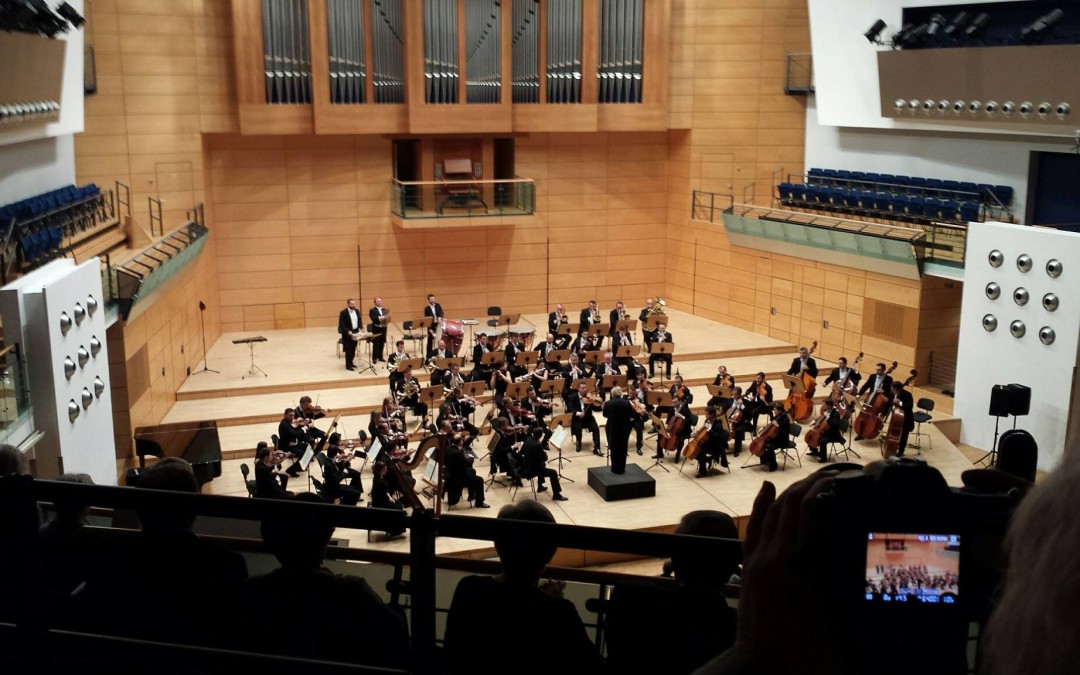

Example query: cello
[748,406,784,457]
[785,341,818,421]
[852,361,898,440]
[883,370,917,458]
[659,407,686,455]
[803,402,831,452]
[834,352,863,420]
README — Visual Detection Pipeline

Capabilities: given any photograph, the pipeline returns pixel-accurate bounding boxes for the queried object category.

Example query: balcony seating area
[775,168,1015,227]
[1,183,115,267]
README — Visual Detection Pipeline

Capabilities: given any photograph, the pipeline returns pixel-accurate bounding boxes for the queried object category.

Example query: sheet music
[424,460,439,483]
[368,437,383,462]
[550,425,568,448]
[299,446,315,471]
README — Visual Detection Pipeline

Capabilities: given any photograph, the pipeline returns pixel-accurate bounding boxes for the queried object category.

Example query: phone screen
[864,532,960,606]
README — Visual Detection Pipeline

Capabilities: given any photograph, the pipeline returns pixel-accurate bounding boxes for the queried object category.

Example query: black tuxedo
[520,436,562,495]
[444,443,484,506]
[338,306,362,370]
[424,302,444,352]
[579,307,597,333]
[608,309,623,337]
[859,374,894,399]
[743,381,774,428]
[277,419,308,452]
[254,461,289,498]
[787,356,819,379]
[568,391,602,453]
[368,306,388,361]
[504,342,526,378]
[892,389,915,455]
[823,367,860,388]
[320,451,363,506]
[603,396,635,474]
[808,408,844,459]
[548,312,570,348]
[696,417,731,476]
[593,362,621,399]
[612,331,634,368]
[538,341,559,361]
[649,330,673,377]
[472,343,493,381]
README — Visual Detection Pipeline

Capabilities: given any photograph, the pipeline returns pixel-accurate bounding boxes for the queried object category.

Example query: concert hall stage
[174,309,966,558]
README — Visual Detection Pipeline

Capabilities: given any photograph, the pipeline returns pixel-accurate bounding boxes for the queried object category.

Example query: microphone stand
[191,300,218,375]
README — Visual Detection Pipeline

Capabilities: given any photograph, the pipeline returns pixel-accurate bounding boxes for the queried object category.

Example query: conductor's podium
[588,464,656,502]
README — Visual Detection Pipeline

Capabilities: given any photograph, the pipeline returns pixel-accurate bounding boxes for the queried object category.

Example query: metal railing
[390,178,537,219]
[109,216,209,320]
[691,190,734,222]
[3,478,741,674]
[0,344,32,444]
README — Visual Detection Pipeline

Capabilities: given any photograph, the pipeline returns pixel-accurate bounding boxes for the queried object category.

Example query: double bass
[852,361,898,440]
[785,341,818,421]
[884,370,917,458]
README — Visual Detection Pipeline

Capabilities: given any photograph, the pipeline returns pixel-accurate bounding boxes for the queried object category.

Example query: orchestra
[262,296,929,515]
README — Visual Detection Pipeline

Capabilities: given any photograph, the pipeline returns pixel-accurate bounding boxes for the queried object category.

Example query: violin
[853,361,898,440]
[884,370,917,458]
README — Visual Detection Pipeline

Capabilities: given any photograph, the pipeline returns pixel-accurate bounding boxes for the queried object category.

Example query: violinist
[294,396,328,443]
[375,421,409,460]
[569,382,603,456]
[254,442,292,498]
[593,351,621,401]
[806,398,843,463]
[743,372,774,429]
[275,409,308,477]
[548,304,570,349]
[706,365,736,409]
[320,433,364,506]
[629,377,652,455]
[381,396,407,434]
[394,364,428,421]
[695,405,731,478]
[649,324,673,379]
[443,423,489,509]
[524,385,554,430]
[725,387,755,458]
[447,386,479,430]
[437,403,475,449]
[370,462,406,537]
[491,417,526,487]
[504,332,526,379]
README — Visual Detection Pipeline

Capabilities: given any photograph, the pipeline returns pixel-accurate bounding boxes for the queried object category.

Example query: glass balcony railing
[0,343,33,444]
[390,178,536,220]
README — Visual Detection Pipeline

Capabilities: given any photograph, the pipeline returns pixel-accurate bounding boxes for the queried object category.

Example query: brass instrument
[647,297,668,316]
[619,308,630,322]
[590,308,600,324]
[448,373,465,391]
[402,379,420,397]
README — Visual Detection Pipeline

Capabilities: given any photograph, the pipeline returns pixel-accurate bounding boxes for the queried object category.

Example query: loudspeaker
[989,383,1032,417]
[997,429,1037,482]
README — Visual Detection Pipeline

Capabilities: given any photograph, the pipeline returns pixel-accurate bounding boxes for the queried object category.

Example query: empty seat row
[778,183,982,224]
[806,168,1012,206]
[19,226,63,265]
[0,184,101,224]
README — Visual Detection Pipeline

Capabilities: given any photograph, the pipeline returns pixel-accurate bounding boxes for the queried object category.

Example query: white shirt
[347,308,359,330]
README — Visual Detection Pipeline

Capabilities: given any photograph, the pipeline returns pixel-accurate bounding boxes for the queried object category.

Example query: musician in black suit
[320,434,364,506]
[608,301,627,349]
[294,396,328,443]
[338,298,362,370]
[579,300,600,336]
[890,381,915,456]
[254,443,291,498]
[639,299,656,348]
[368,297,389,362]
[504,332,526,379]
[649,323,673,378]
[706,365,736,409]
[695,406,731,477]
[612,325,635,370]
[593,352,621,400]
[787,345,819,379]
[743,372,774,430]
[519,427,567,500]
[725,388,754,457]
[760,403,788,472]
[549,304,570,348]
[806,397,845,462]
[370,461,405,537]
[538,333,559,362]
[428,340,453,387]
[276,409,308,476]
[823,356,860,389]
[443,438,489,508]
[603,387,636,474]
[562,353,587,405]
[423,293,444,353]
[471,333,493,382]
[858,363,894,400]
[568,382,603,456]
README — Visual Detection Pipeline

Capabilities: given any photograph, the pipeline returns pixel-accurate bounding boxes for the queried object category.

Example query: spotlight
[864,19,887,44]
[896,23,930,48]
[964,12,990,38]
[926,13,948,38]
[1021,8,1064,42]
[943,11,969,36]
[56,2,84,29]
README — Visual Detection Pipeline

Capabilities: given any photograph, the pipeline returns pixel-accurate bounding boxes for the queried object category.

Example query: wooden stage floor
[177,309,967,558]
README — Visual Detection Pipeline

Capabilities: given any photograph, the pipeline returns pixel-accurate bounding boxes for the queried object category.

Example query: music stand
[547,413,574,476]
[837,392,862,460]
[545,349,571,368]
[649,342,676,386]
[645,315,670,331]
[496,313,521,331]
[462,380,486,399]
[435,356,466,371]
[238,336,268,379]
[579,351,601,368]
[558,323,581,340]
[419,385,443,425]
[356,334,378,376]
[481,352,503,368]
[614,319,638,333]
[571,377,597,394]
[485,432,508,487]
[515,350,539,369]
[707,385,734,399]
[602,374,628,393]
[615,345,641,369]
[586,323,610,339]
[412,316,434,340]
[395,358,425,373]
[506,381,531,401]
[645,412,671,473]
[539,380,562,411]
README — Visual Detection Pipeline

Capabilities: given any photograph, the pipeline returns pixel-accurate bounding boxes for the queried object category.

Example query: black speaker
[997,429,1037,482]
[989,383,1032,417]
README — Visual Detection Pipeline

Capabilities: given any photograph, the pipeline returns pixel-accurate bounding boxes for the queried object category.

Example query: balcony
[0,343,33,446]
[390,178,537,226]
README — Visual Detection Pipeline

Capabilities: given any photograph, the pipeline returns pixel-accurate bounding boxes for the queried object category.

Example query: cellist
[855,363,894,440]
[724,387,755,458]
[805,397,844,463]
[694,405,731,478]
[756,402,789,472]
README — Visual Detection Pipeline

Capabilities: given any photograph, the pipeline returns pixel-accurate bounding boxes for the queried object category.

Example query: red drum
[443,319,465,355]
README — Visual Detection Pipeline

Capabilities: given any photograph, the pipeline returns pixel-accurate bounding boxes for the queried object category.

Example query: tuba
[648,297,668,316]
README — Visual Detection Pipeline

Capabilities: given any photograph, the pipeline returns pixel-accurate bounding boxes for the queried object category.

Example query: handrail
[0,344,16,360]
[730,203,927,242]
[1,215,16,284]
[392,177,534,186]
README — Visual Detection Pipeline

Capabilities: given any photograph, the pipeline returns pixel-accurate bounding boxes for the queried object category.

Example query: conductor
[603,387,636,474]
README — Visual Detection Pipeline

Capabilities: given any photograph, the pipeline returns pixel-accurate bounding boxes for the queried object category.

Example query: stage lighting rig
[1021,8,1064,42]
[864,19,887,44]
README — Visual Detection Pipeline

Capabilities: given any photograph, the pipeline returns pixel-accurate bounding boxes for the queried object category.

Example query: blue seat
[959,202,981,222]
[850,171,867,182]
[807,168,825,185]
[822,169,839,186]
[921,197,941,220]
[855,190,875,212]
[778,183,795,202]
[958,182,979,200]
[826,187,845,207]
[842,189,861,210]
[835,170,852,187]
[878,174,896,187]
[941,180,960,199]
[992,185,1013,204]
[790,184,807,202]
[907,177,927,195]
[938,200,959,221]
[872,192,891,213]
[925,178,944,197]
[906,196,927,217]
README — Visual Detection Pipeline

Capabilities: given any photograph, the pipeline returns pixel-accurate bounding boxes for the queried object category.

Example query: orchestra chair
[400,320,424,354]
[310,476,333,502]
[911,398,935,452]
[366,503,404,542]
[336,336,343,359]
[779,423,802,471]
[239,463,257,498]
[486,306,501,329]
[509,475,537,502]
[270,434,280,450]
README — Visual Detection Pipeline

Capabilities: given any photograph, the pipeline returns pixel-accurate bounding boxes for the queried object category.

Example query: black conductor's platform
[587,464,656,502]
